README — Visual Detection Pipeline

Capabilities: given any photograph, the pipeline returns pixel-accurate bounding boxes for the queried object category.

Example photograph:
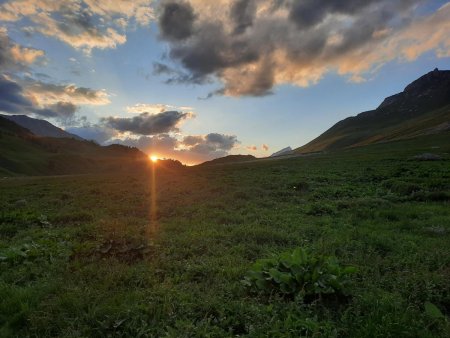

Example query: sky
[0,0,449,165]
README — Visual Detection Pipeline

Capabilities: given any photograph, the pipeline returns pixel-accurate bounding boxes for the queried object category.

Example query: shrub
[242,248,356,300]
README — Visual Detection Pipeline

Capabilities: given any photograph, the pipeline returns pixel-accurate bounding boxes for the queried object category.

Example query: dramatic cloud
[156,0,450,96]
[115,132,240,164]
[115,134,178,155]
[152,61,211,85]
[24,80,110,107]
[201,133,237,151]
[0,0,155,52]
[0,75,34,114]
[159,1,195,41]
[0,75,77,118]
[230,0,256,35]
[101,111,191,135]
[42,101,78,118]
[29,8,126,53]
[0,28,45,71]
[0,74,110,120]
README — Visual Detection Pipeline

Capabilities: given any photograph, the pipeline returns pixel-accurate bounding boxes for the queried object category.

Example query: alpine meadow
[1,0,450,337]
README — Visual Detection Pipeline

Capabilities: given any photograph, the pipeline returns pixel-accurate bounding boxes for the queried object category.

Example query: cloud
[202,133,237,151]
[0,74,110,120]
[24,80,110,107]
[126,103,194,114]
[30,8,126,53]
[0,28,45,71]
[0,75,76,118]
[288,0,382,31]
[159,1,195,41]
[58,97,239,164]
[115,132,240,164]
[41,101,78,118]
[101,110,192,135]
[114,133,178,154]
[152,62,209,85]
[0,75,34,114]
[231,0,256,35]
[0,0,155,52]
[156,0,450,96]
[66,124,117,144]
[262,144,269,151]
[84,0,155,25]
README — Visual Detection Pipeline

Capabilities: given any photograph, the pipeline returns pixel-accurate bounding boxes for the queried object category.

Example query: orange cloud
[24,81,110,107]
[111,132,240,165]
[156,0,450,96]
[0,28,45,71]
[0,0,154,52]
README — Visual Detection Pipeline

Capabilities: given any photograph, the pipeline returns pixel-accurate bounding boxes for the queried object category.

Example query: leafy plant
[424,301,445,320]
[242,248,356,299]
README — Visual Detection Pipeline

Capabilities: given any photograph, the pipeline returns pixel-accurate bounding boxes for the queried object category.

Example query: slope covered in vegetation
[1,132,449,337]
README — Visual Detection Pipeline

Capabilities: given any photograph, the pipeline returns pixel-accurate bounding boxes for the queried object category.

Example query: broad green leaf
[424,301,445,319]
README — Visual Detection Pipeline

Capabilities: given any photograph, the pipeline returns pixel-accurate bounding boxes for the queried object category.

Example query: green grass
[1,134,450,337]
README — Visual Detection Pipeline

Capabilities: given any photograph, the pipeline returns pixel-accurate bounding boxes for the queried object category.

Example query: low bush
[242,248,356,300]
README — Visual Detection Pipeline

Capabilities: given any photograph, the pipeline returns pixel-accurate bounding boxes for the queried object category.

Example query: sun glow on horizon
[150,155,159,163]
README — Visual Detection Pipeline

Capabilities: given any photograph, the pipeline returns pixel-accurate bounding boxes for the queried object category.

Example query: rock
[423,226,446,236]
[14,199,27,207]
[413,153,443,161]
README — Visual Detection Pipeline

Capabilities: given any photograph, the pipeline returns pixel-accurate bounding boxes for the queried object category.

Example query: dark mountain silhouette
[0,116,149,176]
[296,69,450,153]
[1,114,84,140]
[199,154,256,166]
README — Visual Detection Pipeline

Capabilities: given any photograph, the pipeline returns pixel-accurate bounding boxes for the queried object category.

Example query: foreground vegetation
[1,133,450,337]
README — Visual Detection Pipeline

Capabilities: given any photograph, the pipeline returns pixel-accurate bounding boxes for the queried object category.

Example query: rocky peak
[377,69,450,113]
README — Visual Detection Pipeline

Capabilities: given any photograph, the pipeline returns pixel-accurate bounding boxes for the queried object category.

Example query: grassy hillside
[296,70,450,154]
[1,132,449,337]
[0,117,150,176]
[297,104,450,153]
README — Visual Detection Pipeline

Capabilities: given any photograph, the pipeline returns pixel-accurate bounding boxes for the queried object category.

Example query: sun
[150,155,159,163]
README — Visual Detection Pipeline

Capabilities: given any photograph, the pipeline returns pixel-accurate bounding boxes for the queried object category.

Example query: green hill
[296,69,450,153]
[0,116,149,176]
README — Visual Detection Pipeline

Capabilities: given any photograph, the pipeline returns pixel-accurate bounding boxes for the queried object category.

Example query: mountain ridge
[0,116,149,176]
[1,114,84,140]
[295,69,450,153]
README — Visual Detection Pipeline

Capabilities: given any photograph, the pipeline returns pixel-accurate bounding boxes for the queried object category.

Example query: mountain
[1,114,84,140]
[0,114,34,137]
[0,116,149,176]
[199,154,256,166]
[270,146,293,157]
[296,69,450,153]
